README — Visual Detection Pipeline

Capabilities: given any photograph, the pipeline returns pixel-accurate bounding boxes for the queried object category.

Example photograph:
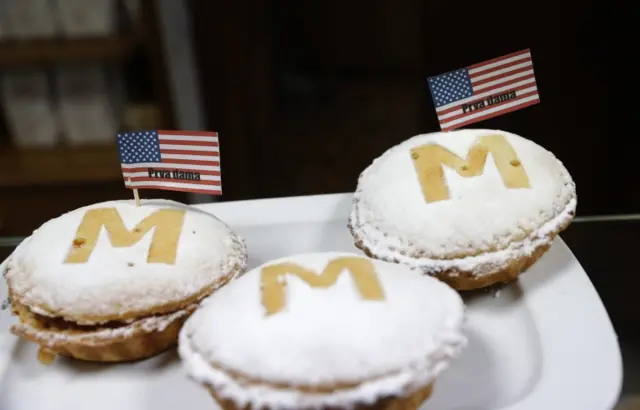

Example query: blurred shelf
[0,145,122,187]
[0,36,140,67]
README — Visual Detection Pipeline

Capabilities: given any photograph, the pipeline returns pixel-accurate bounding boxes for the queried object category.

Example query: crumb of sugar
[5,199,248,322]
[178,252,467,409]
[349,129,577,276]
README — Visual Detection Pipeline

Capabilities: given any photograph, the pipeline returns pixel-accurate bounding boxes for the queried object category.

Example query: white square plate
[0,193,622,410]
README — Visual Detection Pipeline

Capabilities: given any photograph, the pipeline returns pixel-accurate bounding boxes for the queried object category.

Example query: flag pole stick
[128,177,141,207]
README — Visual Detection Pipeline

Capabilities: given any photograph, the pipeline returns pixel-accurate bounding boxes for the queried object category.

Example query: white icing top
[350,129,576,274]
[5,199,247,322]
[179,252,466,409]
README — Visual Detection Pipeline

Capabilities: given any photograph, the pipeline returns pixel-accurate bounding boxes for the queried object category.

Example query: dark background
[192,0,637,216]
[2,0,635,233]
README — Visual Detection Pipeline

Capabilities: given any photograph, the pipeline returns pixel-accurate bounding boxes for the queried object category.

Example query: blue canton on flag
[116,130,162,164]
[427,69,474,108]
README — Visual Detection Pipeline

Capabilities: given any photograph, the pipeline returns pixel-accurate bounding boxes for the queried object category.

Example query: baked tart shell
[207,381,434,410]
[352,217,571,291]
[10,298,194,363]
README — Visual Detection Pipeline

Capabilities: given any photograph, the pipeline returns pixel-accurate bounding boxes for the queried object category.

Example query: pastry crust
[188,348,437,410]
[10,297,195,362]
[207,382,434,410]
[351,208,572,291]
[6,261,245,325]
[5,263,246,363]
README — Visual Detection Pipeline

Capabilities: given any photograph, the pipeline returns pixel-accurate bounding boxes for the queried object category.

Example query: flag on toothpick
[427,49,540,131]
[116,130,222,195]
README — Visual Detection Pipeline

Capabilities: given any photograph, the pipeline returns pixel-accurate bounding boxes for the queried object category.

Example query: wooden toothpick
[128,177,141,207]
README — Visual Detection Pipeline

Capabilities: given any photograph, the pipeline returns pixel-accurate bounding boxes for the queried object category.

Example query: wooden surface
[0,36,139,67]
[0,145,123,187]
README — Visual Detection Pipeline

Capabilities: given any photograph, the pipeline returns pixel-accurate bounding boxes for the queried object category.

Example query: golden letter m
[410,134,531,203]
[64,208,186,264]
[261,257,385,315]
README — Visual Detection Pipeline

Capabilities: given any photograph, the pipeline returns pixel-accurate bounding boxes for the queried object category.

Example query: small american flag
[116,130,222,195]
[427,49,540,131]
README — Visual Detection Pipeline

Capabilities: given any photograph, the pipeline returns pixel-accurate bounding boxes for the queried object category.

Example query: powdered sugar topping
[179,252,466,409]
[5,199,247,322]
[349,129,576,275]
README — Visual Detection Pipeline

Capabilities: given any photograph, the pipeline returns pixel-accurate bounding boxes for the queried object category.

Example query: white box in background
[54,65,119,146]
[0,71,59,148]
[0,0,58,39]
[55,0,118,38]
